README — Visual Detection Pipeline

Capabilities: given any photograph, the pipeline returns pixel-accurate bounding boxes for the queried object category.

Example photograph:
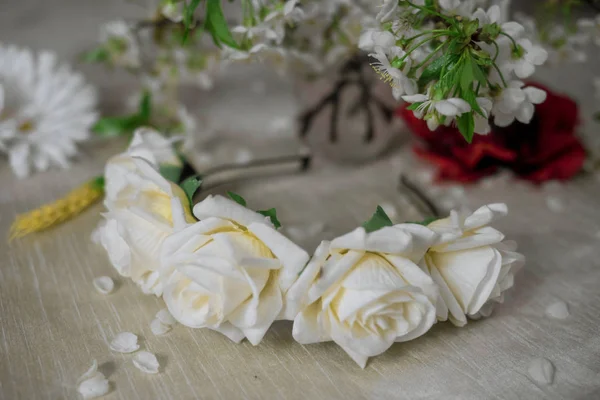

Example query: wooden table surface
[1,1,600,399]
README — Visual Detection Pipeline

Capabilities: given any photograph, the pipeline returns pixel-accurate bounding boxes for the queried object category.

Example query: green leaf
[138,91,152,121]
[81,47,109,63]
[183,0,202,43]
[437,55,461,94]
[362,206,394,233]
[90,175,106,191]
[459,56,475,93]
[456,112,475,143]
[205,0,239,49]
[594,111,600,121]
[471,61,488,85]
[410,216,440,226]
[160,164,183,183]
[258,208,281,229]
[227,191,247,207]
[180,176,203,206]
[462,90,484,117]
[418,54,458,88]
[92,115,143,137]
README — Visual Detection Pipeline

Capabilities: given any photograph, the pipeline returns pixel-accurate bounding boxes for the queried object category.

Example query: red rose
[398,83,586,183]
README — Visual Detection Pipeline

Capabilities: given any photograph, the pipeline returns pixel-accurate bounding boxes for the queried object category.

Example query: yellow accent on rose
[9,177,105,240]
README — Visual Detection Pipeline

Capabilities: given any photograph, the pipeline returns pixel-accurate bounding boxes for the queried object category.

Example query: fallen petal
[109,332,139,353]
[150,318,171,336]
[133,351,160,374]
[545,301,569,320]
[77,360,99,385]
[77,360,110,399]
[528,358,555,385]
[92,277,115,295]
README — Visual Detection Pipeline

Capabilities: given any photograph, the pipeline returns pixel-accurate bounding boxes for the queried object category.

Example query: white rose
[291,224,439,368]
[160,195,309,345]
[422,203,525,327]
[104,128,181,210]
[95,130,193,295]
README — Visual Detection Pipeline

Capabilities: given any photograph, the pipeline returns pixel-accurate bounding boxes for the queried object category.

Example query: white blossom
[577,15,600,47]
[100,20,141,69]
[507,38,548,79]
[370,47,417,100]
[492,81,546,127]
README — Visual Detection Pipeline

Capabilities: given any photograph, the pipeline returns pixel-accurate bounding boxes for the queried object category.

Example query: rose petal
[193,195,268,227]
[440,226,505,252]
[133,351,160,374]
[429,247,502,316]
[308,250,364,303]
[463,204,508,231]
[236,276,283,345]
[92,276,114,295]
[109,332,139,353]
[282,241,329,320]
[292,302,332,344]
[248,222,310,292]
[156,308,177,326]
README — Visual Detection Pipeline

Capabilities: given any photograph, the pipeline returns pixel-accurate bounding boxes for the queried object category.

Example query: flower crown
[15,127,524,369]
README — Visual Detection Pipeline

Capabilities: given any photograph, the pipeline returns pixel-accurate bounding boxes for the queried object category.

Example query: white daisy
[0,44,97,178]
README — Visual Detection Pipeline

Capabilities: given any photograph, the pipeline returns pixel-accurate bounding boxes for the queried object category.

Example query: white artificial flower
[370,47,417,100]
[507,38,548,79]
[422,204,525,326]
[492,81,546,127]
[160,195,310,345]
[359,29,396,53]
[292,224,439,368]
[100,20,141,69]
[0,45,97,178]
[577,15,600,47]
[95,128,194,295]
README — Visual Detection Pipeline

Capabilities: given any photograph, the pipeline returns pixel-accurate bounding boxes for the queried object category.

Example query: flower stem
[404,1,457,26]
[414,41,446,70]
[492,62,508,87]
[500,31,518,49]
[398,33,450,64]
[492,40,501,62]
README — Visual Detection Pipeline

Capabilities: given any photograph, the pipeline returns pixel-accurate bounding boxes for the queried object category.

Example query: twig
[398,175,441,218]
